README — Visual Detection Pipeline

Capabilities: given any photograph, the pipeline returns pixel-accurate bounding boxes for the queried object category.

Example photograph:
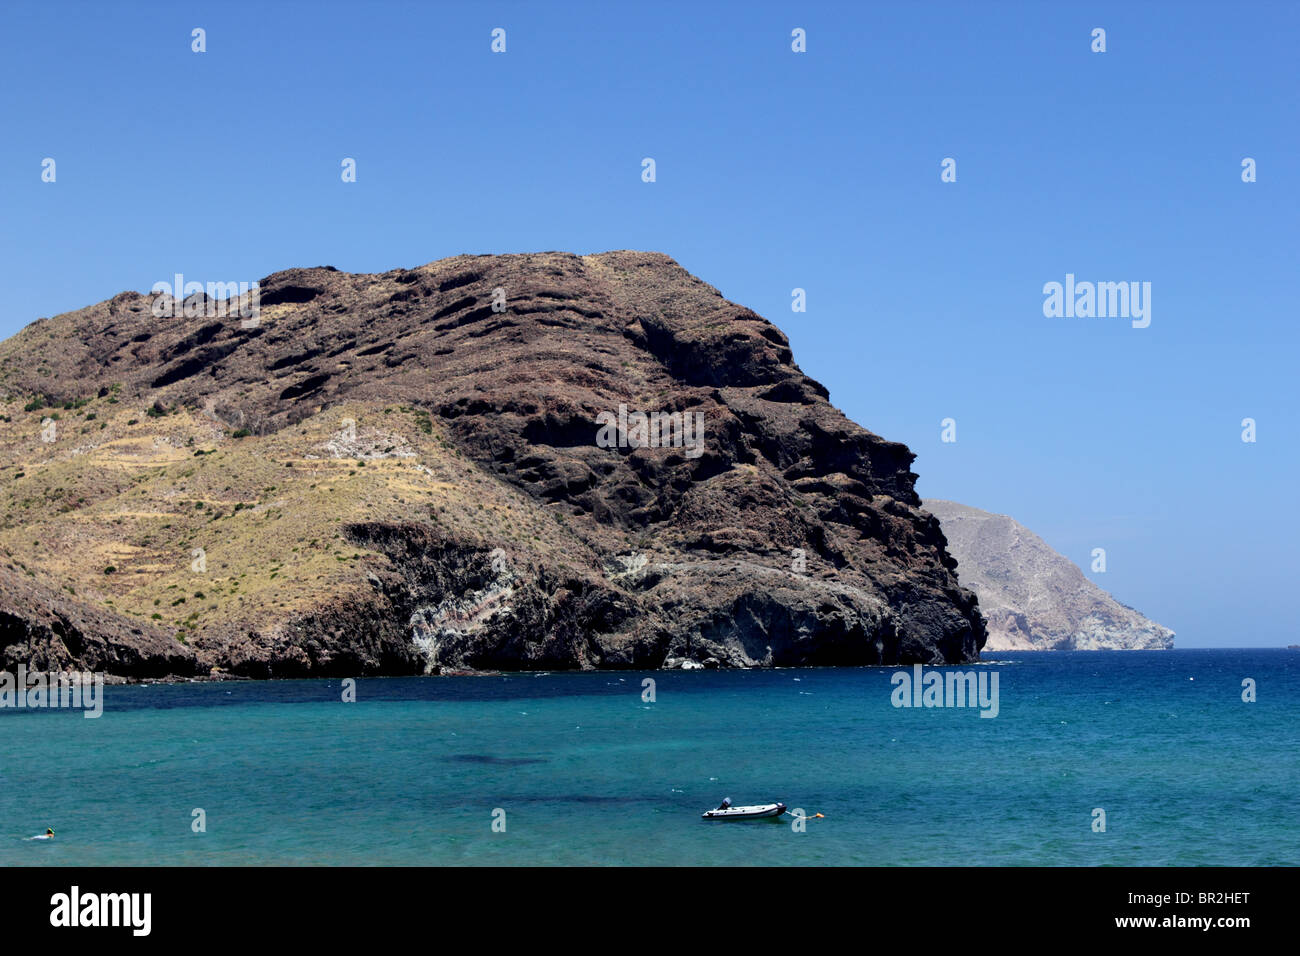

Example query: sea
[3,649,1296,866]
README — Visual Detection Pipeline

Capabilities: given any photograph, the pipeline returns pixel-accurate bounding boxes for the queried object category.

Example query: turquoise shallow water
[2,649,1296,865]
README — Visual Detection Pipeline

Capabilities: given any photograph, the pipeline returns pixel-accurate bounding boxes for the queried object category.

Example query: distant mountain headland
[0,252,985,679]
[922,499,1174,651]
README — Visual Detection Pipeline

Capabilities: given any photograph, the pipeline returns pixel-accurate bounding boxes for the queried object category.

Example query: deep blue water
[2,650,1296,865]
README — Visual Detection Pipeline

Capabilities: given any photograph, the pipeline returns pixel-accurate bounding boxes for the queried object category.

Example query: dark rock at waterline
[0,567,199,678]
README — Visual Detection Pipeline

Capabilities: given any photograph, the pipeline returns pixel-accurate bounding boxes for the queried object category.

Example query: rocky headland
[923,499,1173,651]
[0,252,985,678]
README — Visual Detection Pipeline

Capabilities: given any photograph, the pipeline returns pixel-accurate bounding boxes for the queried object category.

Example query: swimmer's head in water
[46,828,54,836]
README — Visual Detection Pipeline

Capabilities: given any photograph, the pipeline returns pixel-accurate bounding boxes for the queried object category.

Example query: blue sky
[1,1,1296,647]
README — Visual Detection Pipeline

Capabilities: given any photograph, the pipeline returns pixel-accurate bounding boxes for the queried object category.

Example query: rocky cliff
[0,251,984,678]
[922,499,1173,651]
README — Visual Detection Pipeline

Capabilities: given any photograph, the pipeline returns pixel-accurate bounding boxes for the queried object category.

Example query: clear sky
[1,1,1296,647]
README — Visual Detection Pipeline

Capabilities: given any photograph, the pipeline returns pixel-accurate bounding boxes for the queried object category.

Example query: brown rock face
[0,567,197,677]
[0,251,984,677]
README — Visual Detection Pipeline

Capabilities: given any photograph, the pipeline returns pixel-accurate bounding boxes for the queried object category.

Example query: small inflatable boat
[701,802,787,820]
